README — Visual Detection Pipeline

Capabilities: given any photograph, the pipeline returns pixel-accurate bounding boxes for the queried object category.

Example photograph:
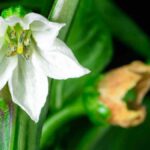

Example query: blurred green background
[1,0,150,150]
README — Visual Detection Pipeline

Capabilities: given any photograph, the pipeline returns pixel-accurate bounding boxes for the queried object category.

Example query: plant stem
[40,100,85,149]
[49,0,80,40]
[0,80,51,150]
[48,0,81,111]
[77,125,110,150]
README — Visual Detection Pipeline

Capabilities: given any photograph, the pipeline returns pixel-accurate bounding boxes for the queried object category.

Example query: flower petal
[0,17,7,47]
[5,16,24,27]
[32,39,90,79]
[23,13,64,50]
[23,12,64,31]
[0,47,17,90]
[0,17,7,36]
[4,13,64,50]
[8,57,48,122]
[32,27,63,51]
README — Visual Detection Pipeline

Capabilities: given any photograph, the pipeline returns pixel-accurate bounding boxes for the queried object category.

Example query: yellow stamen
[7,50,17,57]
[17,44,24,54]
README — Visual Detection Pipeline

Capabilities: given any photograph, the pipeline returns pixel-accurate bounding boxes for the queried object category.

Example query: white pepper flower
[0,6,90,122]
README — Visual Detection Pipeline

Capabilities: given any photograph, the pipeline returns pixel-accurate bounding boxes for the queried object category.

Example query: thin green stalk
[48,0,81,111]
[17,110,28,150]
[1,80,51,150]
[94,0,150,58]
[49,0,80,40]
[41,100,85,149]
[11,108,28,150]
[40,0,82,148]
[8,105,17,150]
[27,121,37,150]
[77,126,110,150]
[7,94,51,150]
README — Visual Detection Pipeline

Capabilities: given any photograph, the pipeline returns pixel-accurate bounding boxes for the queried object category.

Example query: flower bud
[82,76,111,125]
[98,61,150,127]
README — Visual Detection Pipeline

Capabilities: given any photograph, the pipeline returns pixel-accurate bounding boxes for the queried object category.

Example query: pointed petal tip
[84,68,91,75]
[25,109,40,123]
[77,67,91,78]
[30,114,40,123]
[60,23,66,28]
[8,57,48,124]
[60,67,91,80]
[75,67,91,78]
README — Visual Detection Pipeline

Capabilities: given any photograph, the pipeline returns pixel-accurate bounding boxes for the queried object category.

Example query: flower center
[5,24,32,59]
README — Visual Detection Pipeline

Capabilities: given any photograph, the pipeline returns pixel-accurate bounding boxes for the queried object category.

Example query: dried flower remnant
[98,61,150,128]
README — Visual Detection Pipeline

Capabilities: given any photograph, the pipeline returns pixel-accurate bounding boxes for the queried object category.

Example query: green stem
[40,100,85,149]
[0,80,51,150]
[94,0,150,58]
[49,0,80,40]
[11,107,28,150]
[48,0,80,111]
[77,126,110,150]
[17,109,28,150]
[9,100,50,150]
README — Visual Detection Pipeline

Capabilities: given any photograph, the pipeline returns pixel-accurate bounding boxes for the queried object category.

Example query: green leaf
[41,1,89,149]
[77,126,110,150]
[50,0,113,110]
[41,99,85,149]
[49,0,80,40]
[0,98,11,150]
[94,0,150,59]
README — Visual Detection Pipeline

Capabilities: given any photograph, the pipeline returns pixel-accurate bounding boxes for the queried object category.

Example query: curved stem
[77,125,110,150]
[40,100,85,148]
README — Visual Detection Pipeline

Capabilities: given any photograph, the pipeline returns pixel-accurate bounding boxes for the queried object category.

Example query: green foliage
[93,98,150,150]
[123,88,137,103]
[0,0,54,16]
[94,0,150,59]
[82,86,111,125]
[0,0,150,149]
[0,98,11,150]
[1,5,28,18]
[50,0,113,111]
[49,0,80,40]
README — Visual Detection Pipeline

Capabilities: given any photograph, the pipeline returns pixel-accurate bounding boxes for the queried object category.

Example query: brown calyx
[98,61,150,127]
